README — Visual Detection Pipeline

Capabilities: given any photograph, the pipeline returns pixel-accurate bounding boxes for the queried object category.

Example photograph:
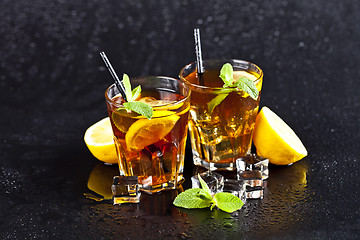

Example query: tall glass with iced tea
[105,76,190,193]
[179,59,263,171]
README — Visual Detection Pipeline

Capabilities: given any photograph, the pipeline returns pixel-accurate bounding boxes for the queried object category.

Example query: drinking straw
[194,28,204,85]
[100,52,128,102]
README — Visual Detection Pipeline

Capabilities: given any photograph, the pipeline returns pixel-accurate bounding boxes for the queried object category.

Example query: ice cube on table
[236,154,269,180]
[245,186,264,199]
[237,170,263,188]
[191,171,224,195]
[223,179,247,203]
[112,176,141,204]
[237,170,264,200]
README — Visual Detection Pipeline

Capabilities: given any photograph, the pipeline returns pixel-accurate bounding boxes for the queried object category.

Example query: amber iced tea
[179,59,263,171]
[105,76,190,193]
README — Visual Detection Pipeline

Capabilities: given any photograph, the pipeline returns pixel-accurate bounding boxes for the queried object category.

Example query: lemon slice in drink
[84,117,118,164]
[111,110,136,133]
[233,70,262,93]
[138,96,183,111]
[125,113,180,151]
[253,106,308,165]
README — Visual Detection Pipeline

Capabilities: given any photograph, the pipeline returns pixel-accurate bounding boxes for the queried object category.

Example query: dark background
[0,0,359,239]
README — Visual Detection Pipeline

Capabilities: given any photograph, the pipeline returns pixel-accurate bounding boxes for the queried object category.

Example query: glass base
[113,194,141,204]
[193,156,236,171]
[112,176,141,204]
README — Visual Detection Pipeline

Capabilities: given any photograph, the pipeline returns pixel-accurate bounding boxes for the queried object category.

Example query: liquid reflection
[85,163,119,201]
[139,187,184,216]
[82,163,191,239]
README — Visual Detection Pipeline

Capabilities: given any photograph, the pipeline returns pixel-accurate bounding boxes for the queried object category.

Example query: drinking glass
[179,59,263,171]
[105,76,191,193]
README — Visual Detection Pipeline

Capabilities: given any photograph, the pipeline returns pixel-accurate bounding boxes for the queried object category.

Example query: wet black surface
[1,0,360,239]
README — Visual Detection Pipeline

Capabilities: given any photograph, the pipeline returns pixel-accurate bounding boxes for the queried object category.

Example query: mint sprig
[173,174,244,213]
[207,63,259,113]
[117,73,153,119]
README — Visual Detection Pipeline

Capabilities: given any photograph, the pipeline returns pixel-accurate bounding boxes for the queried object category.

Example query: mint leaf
[122,73,133,101]
[131,85,141,101]
[213,192,244,213]
[198,174,213,201]
[207,93,228,114]
[120,73,153,118]
[123,101,153,119]
[173,188,213,209]
[197,189,214,202]
[235,77,259,100]
[198,174,211,195]
[219,63,233,87]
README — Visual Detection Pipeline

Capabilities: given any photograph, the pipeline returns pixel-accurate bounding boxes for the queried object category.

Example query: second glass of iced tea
[179,59,263,171]
[105,76,190,193]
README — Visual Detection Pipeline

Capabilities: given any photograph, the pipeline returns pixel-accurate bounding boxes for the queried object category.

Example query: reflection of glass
[83,186,192,239]
[179,59,263,171]
[140,187,183,216]
[105,76,190,193]
[85,163,119,201]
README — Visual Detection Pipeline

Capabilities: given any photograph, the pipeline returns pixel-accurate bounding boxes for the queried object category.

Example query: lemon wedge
[125,114,180,151]
[84,117,118,164]
[253,106,307,165]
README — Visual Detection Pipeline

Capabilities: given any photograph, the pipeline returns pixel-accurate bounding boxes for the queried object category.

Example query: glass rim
[105,75,191,109]
[179,58,263,91]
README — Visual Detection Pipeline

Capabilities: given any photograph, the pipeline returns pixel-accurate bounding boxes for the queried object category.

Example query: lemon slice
[253,106,308,165]
[125,114,180,150]
[138,96,184,111]
[84,117,118,164]
[233,70,262,93]
[111,110,136,133]
[137,97,175,106]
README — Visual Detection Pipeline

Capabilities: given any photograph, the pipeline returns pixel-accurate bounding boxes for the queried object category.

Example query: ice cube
[223,179,247,203]
[236,154,269,180]
[245,186,264,199]
[140,149,153,176]
[191,171,224,195]
[237,170,265,200]
[112,176,141,204]
[145,143,174,179]
[237,170,263,188]
[160,142,177,173]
